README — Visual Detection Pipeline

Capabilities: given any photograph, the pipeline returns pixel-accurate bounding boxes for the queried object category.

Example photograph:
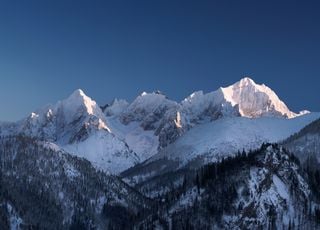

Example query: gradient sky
[0,0,319,121]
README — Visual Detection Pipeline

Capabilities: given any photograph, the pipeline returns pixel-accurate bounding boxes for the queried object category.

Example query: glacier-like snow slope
[153,113,320,166]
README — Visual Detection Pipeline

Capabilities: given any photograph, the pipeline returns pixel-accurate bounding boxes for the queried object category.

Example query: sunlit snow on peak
[64,89,99,115]
[238,76,256,85]
[220,78,298,118]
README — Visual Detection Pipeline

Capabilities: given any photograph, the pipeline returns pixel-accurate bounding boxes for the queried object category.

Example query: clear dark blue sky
[0,0,319,121]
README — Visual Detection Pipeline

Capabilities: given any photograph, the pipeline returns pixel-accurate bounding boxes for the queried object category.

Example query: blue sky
[0,0,319,121]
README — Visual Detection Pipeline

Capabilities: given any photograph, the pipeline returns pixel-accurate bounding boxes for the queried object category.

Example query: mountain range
[0,77,317,174]
[0,77,320,229]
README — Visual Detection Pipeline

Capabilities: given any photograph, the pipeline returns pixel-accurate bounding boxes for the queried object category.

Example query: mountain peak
[238,77,256,86]
[70,89,86,97]
[63,89,98,115]
[220,78,297,118]
[51,89,110,130]
[67,89,91,104]
[139,90,166,97]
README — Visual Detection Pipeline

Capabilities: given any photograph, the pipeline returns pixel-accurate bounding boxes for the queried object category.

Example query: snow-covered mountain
[105,77,319,179]
[17,89,110,143]
[122,113,320,185]
[0,89,139,174]
[0,77,320,229]
[0,77,316,174]
[104,77,306,151]
[218,77,300,118]
[114,91,184,149]
[154,113,320,166]
[180,77,308,120]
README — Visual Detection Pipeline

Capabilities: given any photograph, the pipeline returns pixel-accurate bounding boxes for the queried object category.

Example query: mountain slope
[0,136,152,229]
[131,144,320,229]
[283,118,320,167]
[122,113,320,184]
[157,113,320,165]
